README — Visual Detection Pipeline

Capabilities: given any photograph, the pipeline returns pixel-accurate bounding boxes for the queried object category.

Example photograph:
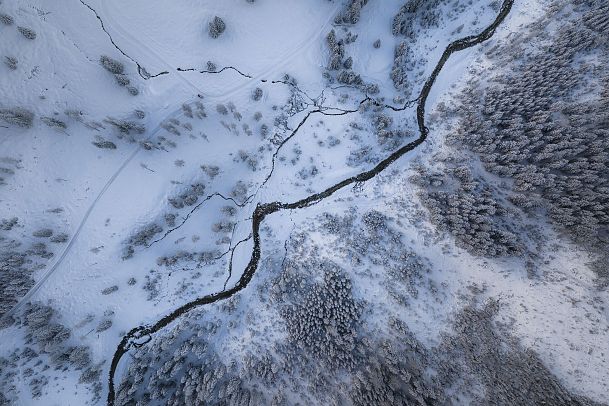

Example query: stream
[107,1,514,403]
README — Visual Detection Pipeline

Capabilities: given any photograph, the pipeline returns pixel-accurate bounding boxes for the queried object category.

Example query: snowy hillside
[1,0,608,405]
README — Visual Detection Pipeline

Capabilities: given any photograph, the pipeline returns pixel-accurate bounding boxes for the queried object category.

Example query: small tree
[99,55,124,74]
[127,86,139,96]
[41,117,67,129]
[209,16,226,38]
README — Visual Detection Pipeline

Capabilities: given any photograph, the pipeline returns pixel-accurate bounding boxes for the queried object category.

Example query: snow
[1,0,607,404]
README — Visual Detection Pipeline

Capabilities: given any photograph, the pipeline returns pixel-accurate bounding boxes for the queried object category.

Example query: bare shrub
[101,285,119,295]
[206,60,217,71]
[335,0,369,24]
[216,104,228,115]
[0,107,34,128]
[99,55,124,74]
[41,117,67,129]
[32,229,53,238]
[127,86,139,96]
[92,138,117,150]
[4,56,17,70]
[0,13,14,25]
[201,165,220,178]
[104,117,145,135]
[17,26,36,40]
[114,74,130,87]
[50,233,69,243]
[96,319,112,332]
[252,87,263,101]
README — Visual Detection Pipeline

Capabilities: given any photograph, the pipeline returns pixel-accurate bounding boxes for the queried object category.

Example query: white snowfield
[0,0,607,404]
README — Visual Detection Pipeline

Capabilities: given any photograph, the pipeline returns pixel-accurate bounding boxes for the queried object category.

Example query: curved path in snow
[107,0,515,403]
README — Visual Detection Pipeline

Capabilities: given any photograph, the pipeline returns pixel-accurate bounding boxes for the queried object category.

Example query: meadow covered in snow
[0,0,608,405]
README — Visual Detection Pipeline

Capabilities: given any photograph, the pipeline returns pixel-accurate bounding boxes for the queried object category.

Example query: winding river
[107,1,514,403]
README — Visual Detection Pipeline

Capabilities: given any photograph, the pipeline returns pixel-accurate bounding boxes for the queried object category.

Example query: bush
[182,103,193,118]
[3,56,17,70]
[95,319,112,332]
[17,26,36,40]
[252,87,263,101]
[0,217,18,231]
[392,0,441,37]
[79,367,101,384]
[0,13,14,25]
[221,205,237,217]
[101,285,119,295]
[20,302,98,393]
[0,107,34,128]
[92,138,117,149]
[335,0,369,24]
[127,223,163,247]
[201,165,219,178]
[164,213,176,227]
[127,86,139,96]
[343,56,353,69]
[50,233,69,243]
[104,117,145,134]
[68,346,91,370]
[230,181,248,200]
[29,242,53,259]
[211,220,234,233]
[32,228,53,238]
[168,183,206,209]
[99,55,124,74]
[208,16,226,38]
[216,104,228,115]
[41,117,67,129]
[114,74,130,86]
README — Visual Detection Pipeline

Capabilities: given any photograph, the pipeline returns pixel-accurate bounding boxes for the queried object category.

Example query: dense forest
[419,0,608,286]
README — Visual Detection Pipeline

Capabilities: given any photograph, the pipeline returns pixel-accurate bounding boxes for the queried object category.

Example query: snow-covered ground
[1,0,608,404]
